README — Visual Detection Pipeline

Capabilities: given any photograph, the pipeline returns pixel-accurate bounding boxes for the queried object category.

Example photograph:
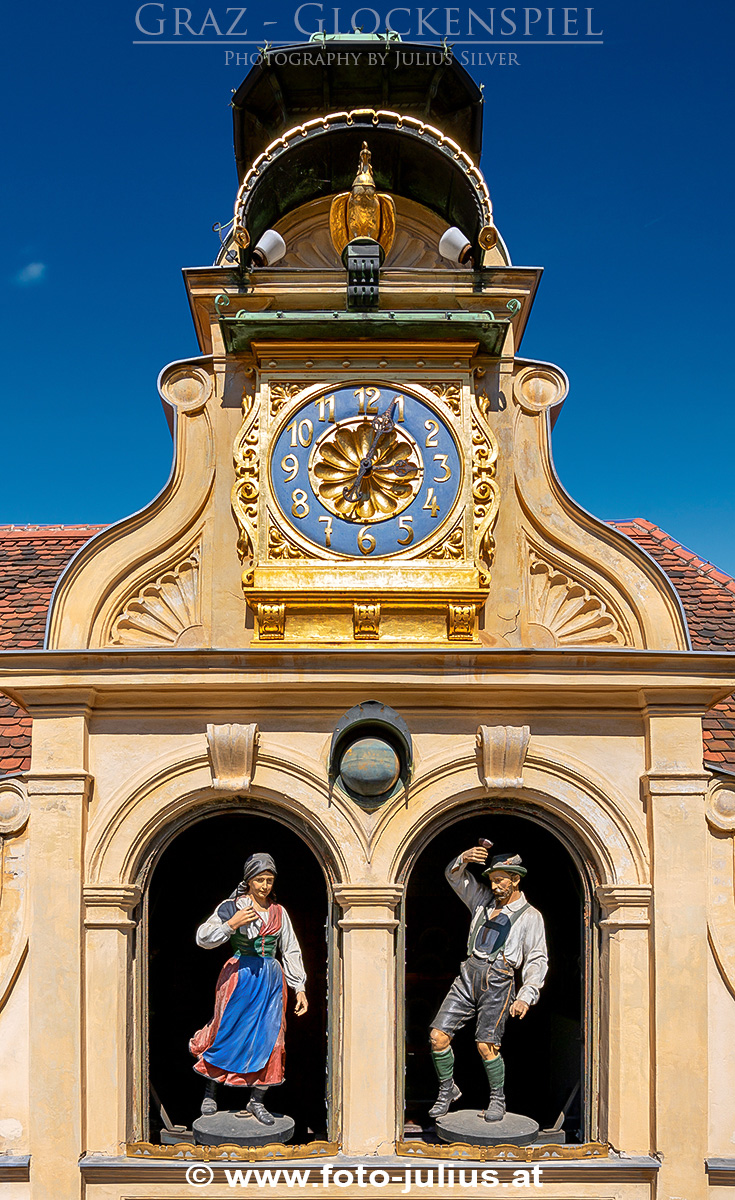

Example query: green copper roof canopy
[217,307,510,356]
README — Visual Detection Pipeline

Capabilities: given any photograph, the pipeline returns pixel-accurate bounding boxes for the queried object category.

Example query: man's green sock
[483,1055,505,1089]
[432,1047,455,1081]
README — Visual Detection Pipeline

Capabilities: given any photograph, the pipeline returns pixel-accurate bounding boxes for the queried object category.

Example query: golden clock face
[269,383,462,559]
[309,417,424,524]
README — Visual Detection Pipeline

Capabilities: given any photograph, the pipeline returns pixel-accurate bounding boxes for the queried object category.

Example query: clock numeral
[355,386,380,414]
[287,418,313,448]
[432,454,451,483]
[424,419,439,448]
[423,488,441,518]
[397,515,414,546]
[315,395,335,423]
[281,453,299,483]
[291,489,310,518]
[357,525,377,555]
[318,515,333,548]
[393,394,405,422]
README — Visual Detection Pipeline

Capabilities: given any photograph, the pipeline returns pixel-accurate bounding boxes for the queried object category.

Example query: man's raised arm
[445,846,493,912]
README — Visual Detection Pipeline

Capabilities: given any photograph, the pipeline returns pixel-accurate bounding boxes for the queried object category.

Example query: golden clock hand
[342,399,398,503]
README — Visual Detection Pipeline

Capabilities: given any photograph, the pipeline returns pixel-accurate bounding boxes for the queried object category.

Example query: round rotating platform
[193,1110,295,1147]
[436,1108,539,1147]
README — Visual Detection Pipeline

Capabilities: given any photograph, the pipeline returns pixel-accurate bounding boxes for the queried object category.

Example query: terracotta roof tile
[610,519,735,774]
[0,526,104,775]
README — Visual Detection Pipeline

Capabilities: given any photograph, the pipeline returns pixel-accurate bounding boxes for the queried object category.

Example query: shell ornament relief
[527,551,627,647]
[110,546,204,647]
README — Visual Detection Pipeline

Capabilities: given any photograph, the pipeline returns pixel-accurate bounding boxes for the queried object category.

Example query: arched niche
[386,748,651,1151]
[399,803,595,1143]
[84,761,350,1151]
[143,807,330,1144]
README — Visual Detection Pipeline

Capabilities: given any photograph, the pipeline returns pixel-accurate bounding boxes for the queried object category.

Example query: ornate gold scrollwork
[471,410,500,587]
[353,601,381,640]
[267,521,308,561]
[270,382,304,418]
[427,381,461,416]
[232,391,260,572]
[427,522,465,560]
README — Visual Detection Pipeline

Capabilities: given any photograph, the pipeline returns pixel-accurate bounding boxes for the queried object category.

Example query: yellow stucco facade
[2,38,735,1200]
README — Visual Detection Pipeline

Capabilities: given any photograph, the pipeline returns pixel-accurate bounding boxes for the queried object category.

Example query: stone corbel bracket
[207,723,259,793]
[476,724,531,790]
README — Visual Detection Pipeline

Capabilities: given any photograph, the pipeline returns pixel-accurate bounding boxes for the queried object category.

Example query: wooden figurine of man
[429,847,548,1122]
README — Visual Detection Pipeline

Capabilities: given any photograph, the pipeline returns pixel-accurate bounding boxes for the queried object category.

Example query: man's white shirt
[446,856,549,1006]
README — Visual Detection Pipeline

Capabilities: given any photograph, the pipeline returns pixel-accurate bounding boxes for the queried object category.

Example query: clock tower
[212,38,545,647]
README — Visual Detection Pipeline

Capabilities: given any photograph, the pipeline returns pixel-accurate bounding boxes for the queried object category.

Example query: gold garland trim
[396,1140,609,1162]
[126,1140,339,1162]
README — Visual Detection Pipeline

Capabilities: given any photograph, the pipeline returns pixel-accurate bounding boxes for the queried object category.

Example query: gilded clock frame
[231,340,500,647]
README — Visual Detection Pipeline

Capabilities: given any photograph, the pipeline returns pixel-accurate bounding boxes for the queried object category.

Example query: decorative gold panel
[270,382,304,418]
[427,521,465,560]
[233,345,501,646]
[447,602,476,640]
[353,601,381,640]
[267,520,308,561]
[255,601,285,641]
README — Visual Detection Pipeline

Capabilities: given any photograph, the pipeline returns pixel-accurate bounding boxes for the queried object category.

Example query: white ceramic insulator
[438,226,472,264]
[253,229,287,265]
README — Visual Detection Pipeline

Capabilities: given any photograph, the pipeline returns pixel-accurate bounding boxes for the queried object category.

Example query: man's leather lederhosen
[431,902,529,1044]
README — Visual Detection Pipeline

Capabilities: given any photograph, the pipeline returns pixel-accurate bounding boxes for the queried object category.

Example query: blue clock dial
[269,384,463,559]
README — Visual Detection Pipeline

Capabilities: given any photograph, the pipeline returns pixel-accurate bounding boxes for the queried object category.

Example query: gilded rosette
[309,418,423,524]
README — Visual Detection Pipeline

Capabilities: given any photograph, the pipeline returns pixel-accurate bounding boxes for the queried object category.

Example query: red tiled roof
[610,519,735,772]
[1,520,734,776]
[0,526,104,773]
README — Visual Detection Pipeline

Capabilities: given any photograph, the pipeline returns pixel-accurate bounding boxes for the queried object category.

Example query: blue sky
[2,0,734,571]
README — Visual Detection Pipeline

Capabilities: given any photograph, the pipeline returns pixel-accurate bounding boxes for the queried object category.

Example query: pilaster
[644,768,711,1200]
[596,884,652,1154]
[27,772,92,1200]
[83,884,142,1153]
[333,885,403,1155]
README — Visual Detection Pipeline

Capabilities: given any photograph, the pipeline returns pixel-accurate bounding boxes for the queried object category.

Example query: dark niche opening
[147,811,328,1143]
[404,812,586,1142]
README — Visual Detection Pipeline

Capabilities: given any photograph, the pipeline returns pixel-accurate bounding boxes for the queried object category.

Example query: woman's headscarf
[233,852,277,896]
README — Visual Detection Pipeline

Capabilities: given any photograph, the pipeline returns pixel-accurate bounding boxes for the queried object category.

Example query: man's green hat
[482,852,527,878]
